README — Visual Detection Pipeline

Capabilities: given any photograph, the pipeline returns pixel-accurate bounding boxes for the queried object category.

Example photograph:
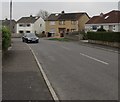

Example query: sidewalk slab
[2,38,53,101]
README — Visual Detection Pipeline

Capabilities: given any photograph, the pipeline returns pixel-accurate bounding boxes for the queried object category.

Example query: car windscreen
[26,34,36,37]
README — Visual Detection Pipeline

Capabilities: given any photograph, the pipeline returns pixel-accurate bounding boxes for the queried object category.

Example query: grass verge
[48,38,70,42]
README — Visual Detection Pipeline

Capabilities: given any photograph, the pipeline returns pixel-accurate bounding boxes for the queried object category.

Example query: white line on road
[28,45,60,102]
[80,53,109,65]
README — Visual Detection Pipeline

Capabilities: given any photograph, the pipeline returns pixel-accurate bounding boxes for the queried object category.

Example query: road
[28,38,118,100]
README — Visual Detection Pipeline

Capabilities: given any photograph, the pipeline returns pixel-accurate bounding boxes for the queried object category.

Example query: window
[71,21,76,25]
[50,28,55,33]
[19,24,23,27]
[71,29,76,32]
[27,24,30,27]
[50,21,55,25]
[40,24,42,27]
[19,30,24,33]
[92,26,97,30]
[59,21,65,25]
[26,31,30,33]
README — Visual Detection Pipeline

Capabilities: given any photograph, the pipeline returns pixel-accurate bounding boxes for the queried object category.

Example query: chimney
[61,11,65,14]
[5,18,8,20]
[30,15,33,17]
[100,13,104,17]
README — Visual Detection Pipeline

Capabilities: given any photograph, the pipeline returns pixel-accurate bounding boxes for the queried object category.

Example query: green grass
[48,38,70,42]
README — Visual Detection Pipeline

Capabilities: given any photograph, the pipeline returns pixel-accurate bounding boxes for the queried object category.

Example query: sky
[0,1,120,21]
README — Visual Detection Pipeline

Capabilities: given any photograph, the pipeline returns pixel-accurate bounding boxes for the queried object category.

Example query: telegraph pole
[10,0,12,33]
[10,0,12,45]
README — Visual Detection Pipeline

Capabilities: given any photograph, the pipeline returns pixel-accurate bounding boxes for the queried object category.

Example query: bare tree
[37,10,50,20]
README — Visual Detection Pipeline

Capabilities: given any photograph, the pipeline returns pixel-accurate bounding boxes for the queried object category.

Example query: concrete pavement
[2,38,54,101]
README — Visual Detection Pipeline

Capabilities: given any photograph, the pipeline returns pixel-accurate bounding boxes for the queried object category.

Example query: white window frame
[50,21,55,25]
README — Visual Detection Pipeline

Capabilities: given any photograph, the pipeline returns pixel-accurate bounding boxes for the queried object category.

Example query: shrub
[97,26,106,32]
[87,32,120,42]
[2,27,11,51]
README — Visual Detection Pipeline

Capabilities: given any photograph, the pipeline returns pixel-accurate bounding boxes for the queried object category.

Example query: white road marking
[80,53,109,65]
[28,45,59,102]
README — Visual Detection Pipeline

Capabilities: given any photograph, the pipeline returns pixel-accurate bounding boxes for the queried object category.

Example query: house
[17,15,45,34]
[85,10,120,32]
[0,18,17,33]
[45,11,90,37]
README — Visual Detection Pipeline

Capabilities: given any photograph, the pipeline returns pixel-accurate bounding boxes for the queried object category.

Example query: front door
[59,28,66,37]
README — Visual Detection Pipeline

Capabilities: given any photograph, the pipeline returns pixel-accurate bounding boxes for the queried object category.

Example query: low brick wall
[88,40,120,48]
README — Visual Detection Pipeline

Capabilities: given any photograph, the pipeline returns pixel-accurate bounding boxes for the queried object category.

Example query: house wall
[45,21,59,36]
[59,20,78,31]
[16,23,34,34]
[46,20,79,37]
[34,17,45,34]
[78,14,90,31]
[85,23,120,32]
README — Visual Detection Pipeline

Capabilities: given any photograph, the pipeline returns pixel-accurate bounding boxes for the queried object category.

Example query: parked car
[22,33,39,43]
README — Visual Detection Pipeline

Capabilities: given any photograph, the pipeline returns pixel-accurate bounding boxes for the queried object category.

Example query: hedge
[87,32,120,42]
[2,27,11,51]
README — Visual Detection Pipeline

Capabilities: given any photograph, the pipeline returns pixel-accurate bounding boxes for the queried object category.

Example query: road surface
[28,38,118,100]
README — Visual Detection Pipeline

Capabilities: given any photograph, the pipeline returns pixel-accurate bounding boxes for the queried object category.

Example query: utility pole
[10,0,12,45]
[10,0,12,33]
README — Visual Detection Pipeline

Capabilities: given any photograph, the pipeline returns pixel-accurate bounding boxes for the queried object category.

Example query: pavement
[0,33,2,102]
[2,38,54,101]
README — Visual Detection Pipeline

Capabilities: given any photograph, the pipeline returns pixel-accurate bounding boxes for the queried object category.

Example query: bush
[87,32,120,42]
[2,27,11,51]
[36,31,46,38]
[97,26,106,32]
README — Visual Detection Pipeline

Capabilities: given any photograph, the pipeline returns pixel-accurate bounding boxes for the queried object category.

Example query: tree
[37,10,50,20]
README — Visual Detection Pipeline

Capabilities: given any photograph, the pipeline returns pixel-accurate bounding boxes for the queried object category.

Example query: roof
[86,10,120,24]
[17,16,40,23]
[46,12,89,21]
[0,19,16,26]
[45,14,61,21]
[58,13,88,20]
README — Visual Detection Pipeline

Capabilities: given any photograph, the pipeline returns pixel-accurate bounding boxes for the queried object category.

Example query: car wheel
[36,40,39,43]
[22,39,24,42]
[25,39,28,43]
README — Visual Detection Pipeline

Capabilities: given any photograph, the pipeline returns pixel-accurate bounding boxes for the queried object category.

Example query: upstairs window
[71,21,76,25]
[50,21,55,25]
[19,24,23,27]
[40,24,42,27]
[27,24,30,27]
[59,21,65,25]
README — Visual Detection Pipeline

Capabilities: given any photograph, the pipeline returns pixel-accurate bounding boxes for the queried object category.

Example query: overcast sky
[0,1,120,21]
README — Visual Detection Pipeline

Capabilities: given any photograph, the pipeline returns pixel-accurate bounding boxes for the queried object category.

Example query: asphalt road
[28,38,118,100]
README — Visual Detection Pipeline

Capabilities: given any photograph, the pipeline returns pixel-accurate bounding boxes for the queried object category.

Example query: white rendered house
[85,10,120,32]
[17,15,45,34]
